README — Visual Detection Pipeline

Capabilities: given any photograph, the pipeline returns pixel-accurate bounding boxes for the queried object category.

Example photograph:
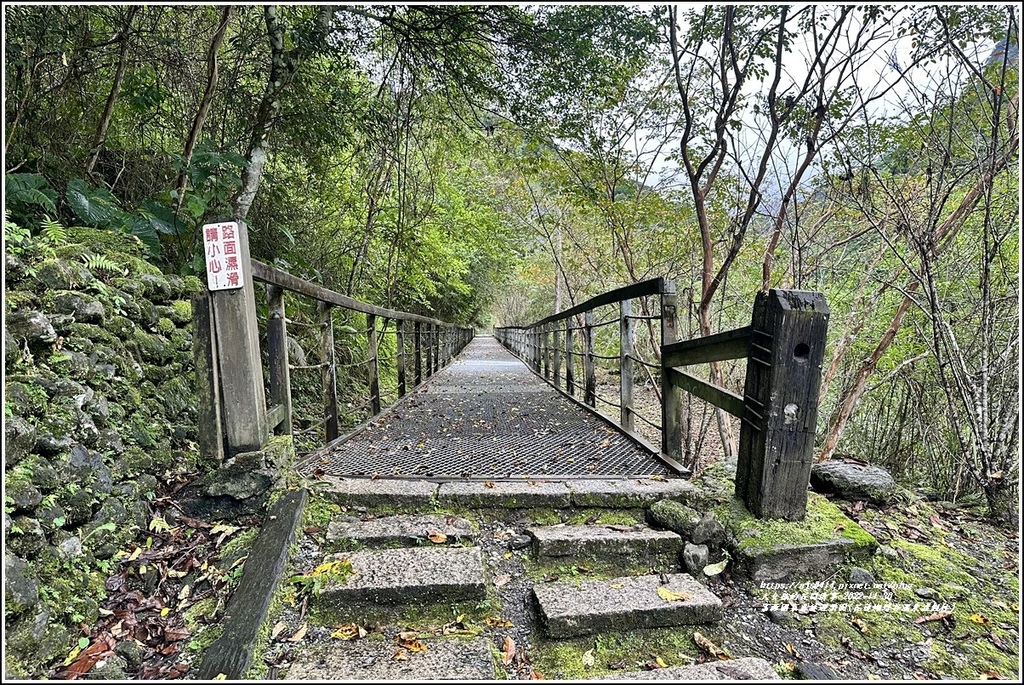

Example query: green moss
[565,509,644,526]
[65,226,147,259]
[715,493,876,553]
[168,299,192,324]
[156,317,175,334]
[181,275,203,294]
[531,627,705,679]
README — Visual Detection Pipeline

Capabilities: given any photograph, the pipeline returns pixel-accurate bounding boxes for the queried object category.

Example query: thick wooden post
[584,310,596,406]
[366,313,381,415]
[565,321,575,397]
[209,220,266,456]
[319,302,339,443]
[192,292,224,463]
[266,285,292,435]
[736,290,829,521]
[660,282,682,461]
[620,299,635,432]
[396,320,407,398]
[414,322,423,385]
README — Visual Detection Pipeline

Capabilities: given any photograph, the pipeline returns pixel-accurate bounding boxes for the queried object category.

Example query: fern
[40,217,68,245]
[83,253,123,275]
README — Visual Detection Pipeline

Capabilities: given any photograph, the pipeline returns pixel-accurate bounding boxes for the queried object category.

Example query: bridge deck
[298,336,671,480]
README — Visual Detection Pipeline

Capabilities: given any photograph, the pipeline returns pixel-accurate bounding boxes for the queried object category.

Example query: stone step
[285,635,495,680]
[591,656,779,680]
[315,546,486,607]
[327,514,475,548]
[527,524,682,561]
[533,573,722,638]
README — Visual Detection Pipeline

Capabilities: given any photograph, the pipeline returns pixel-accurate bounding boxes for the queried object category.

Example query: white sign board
[202,221,244,291]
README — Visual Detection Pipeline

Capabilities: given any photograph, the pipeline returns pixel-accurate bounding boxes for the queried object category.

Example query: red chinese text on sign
[202,221,245,291]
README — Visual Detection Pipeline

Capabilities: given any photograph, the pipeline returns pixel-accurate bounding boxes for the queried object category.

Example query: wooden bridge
[194,220,828,521]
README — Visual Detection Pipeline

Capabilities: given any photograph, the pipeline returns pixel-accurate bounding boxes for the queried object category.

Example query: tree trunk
[233,5,296,220]
[84,7,139,178]
[175,6,231,213]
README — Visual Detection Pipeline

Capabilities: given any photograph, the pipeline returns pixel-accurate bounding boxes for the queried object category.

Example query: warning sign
[202,221,244,291]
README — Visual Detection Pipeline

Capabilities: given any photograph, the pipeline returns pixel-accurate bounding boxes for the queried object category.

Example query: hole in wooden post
[793,342,810,360]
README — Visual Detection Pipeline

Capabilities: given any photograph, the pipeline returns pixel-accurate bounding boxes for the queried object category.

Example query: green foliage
[5,173,58,223]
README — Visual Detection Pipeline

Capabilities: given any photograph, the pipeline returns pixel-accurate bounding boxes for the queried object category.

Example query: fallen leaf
[398,636,428,652]
[582,649,595,668]
[981,670,1003,679]
[611,583,624,589]
[502,636,517,665]
[427,531,448,544]
[851,616,868,633]
[654,656,669,669]
[286,623,308,642]
[393,648,408,661]
[598,439,610,448]
[177,585,191,601]
[658,586,692,602]
[970,613,991,625]
[270,622,287,641]
[486,616,513,628]
[928,514,946,531]
[914,611,953,624]
[494,574,512,588]
[331,623,360,640]
[530,671,545,679]
[693,631,729,660]
[785,643,801,658]
[484,481,496,488]
[703,557,729,576]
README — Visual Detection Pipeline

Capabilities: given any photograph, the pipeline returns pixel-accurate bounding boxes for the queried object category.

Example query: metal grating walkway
[297,336,671,480]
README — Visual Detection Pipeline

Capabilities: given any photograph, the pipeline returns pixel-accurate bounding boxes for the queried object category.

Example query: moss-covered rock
[167,299,192,324]
[32,258,94,290]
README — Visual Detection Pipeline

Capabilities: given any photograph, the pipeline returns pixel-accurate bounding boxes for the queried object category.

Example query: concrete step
[592,656,779,680]
[527,524,682,561]
[315,546,486,607]
[327,514,475,548]
[286,635,495,680]
[533,572,722,638]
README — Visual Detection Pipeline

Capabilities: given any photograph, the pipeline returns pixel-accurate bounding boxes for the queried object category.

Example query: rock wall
[4,226,203,676]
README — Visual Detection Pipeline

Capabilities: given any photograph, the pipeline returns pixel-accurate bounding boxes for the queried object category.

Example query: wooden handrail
[251,259,456,327]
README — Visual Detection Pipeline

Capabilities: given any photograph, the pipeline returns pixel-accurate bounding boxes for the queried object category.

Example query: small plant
[288,558,354,600]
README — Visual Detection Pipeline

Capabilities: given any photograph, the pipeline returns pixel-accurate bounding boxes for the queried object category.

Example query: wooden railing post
[204,220,266,456]
[396,320,407,398]
[736,290,829,521]
[266,284,292,434]
[366,313,381,415]
[552,324,562,387]
[542,325,551,379]
[319,301,339,443]
[620,298,634,432]
[425,324,434,378]
[565,320,575,397]
[436,321,444,370]
[414,321,423,385]
[660,282,682,461]
[584,310,596,406]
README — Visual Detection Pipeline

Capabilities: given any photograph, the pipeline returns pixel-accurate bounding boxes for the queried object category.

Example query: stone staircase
[258,478,779,681]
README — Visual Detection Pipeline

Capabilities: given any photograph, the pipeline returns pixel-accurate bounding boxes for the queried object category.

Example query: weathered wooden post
[565,321,575,397]
[660,281,682,461]
[366,313,381,415]
[552,324,562,386]
[736,290,829,521]
[396,320,407,398]
[583,310,596,406]
[425,324,434,378]
[319,301,339,443]
[266,284,292,434]
[414,321,423,385]
[542,325,550,379]
[193,292,224,462]
[436,321,444,370]
[619,298,635,432]
[199,220,267,457]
